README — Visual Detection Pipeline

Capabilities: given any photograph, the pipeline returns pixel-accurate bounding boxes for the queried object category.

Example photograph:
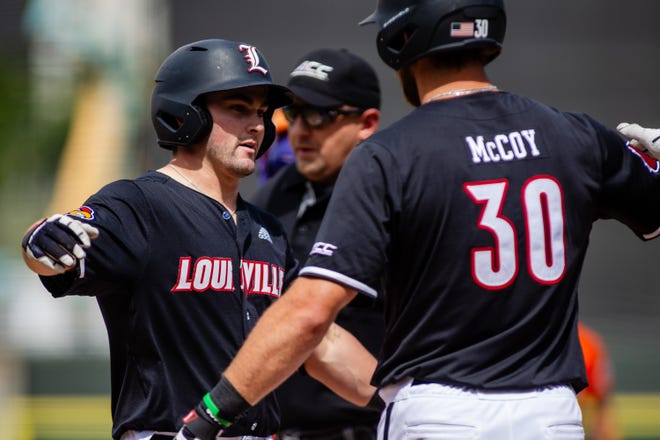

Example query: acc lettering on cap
[290,60,334,81]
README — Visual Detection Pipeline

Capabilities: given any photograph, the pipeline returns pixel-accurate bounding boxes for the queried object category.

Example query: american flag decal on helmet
[450,21,474,38]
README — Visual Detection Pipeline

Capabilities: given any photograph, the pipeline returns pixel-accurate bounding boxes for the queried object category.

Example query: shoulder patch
[627,143,660,173]
[68,205,95,220]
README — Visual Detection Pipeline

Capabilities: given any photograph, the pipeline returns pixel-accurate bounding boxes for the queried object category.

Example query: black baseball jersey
[300,91,660,393]
[39,170,298,439]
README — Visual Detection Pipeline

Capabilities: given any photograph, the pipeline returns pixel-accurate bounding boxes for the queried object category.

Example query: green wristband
[205,374,250,427]
[202,393,232,427]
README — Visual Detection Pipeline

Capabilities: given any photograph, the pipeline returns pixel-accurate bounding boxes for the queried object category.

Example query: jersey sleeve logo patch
[627,143,660,173]
[67,206,95,220]
[310,242,337,256]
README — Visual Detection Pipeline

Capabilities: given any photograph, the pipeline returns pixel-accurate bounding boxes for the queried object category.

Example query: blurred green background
[1,0,659,438]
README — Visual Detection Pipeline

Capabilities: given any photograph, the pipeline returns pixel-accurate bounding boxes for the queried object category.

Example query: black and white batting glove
[617,122,660,160]
[173,396,228,440]
[21,214,99,275]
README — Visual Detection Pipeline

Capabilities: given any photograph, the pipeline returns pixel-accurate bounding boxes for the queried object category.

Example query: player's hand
[174,403,225,440]
[617,122,660,160]
[21,214,99,274]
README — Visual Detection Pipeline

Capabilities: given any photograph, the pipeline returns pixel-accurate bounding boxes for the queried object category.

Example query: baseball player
[21,39,298,440]
[252,48,383,440]
[174,2,660,440]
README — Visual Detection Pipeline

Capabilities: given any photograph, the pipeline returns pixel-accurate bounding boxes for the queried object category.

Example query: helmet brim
[268,84,294,109]
[358,11,377,26]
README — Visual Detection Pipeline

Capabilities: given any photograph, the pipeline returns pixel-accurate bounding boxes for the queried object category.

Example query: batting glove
[617,122,660,160]
[174,398,228,440]
[21,214,99,275]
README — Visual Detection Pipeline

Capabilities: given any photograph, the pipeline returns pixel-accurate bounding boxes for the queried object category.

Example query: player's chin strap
[174,374,250,440]
[617,122,660,160]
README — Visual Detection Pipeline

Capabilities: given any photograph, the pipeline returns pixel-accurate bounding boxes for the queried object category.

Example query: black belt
[277,425,377,440]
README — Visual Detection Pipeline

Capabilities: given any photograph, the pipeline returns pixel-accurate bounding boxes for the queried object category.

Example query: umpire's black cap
[287,48,381,109]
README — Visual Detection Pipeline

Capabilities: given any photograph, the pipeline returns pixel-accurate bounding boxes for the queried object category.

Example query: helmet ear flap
[151,97,212,149]
[187,104,213,145]
[258,110,276,159]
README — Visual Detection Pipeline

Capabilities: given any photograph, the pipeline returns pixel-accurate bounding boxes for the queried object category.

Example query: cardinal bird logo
[68,205,95,220]
[238,44,268,76]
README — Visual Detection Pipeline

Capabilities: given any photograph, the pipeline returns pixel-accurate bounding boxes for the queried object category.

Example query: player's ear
[358,109,380,142]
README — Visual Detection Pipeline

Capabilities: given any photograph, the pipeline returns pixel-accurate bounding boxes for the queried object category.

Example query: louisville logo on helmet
[238,44,268,76]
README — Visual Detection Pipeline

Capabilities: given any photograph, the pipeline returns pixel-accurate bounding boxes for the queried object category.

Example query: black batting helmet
[360,0,506,70]
[151,39,292,157]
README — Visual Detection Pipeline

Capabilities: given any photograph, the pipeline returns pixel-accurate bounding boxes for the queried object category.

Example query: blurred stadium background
[0,0,659,438]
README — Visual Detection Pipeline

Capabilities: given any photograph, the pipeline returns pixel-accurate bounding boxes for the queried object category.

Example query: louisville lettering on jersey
[171,256,284,297]
[466,129,540,164]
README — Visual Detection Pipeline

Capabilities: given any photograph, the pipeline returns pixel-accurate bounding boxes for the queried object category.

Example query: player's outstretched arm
[21,214,99,276]
[304,322,380,407]
[173,322,383,440]
[617,122,660,160]
[174,277,358,440]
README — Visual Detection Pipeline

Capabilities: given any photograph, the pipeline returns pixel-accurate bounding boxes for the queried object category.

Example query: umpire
[251,48,383,440]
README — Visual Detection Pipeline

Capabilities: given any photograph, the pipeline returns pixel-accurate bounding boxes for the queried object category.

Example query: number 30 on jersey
[464,177,566,290]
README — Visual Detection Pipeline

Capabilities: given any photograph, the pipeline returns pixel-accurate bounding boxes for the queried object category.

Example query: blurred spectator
[578,322,622,440]
[256,109,294,183]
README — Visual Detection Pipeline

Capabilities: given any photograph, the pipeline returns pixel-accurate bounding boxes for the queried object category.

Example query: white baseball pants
[377,377,584,439]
